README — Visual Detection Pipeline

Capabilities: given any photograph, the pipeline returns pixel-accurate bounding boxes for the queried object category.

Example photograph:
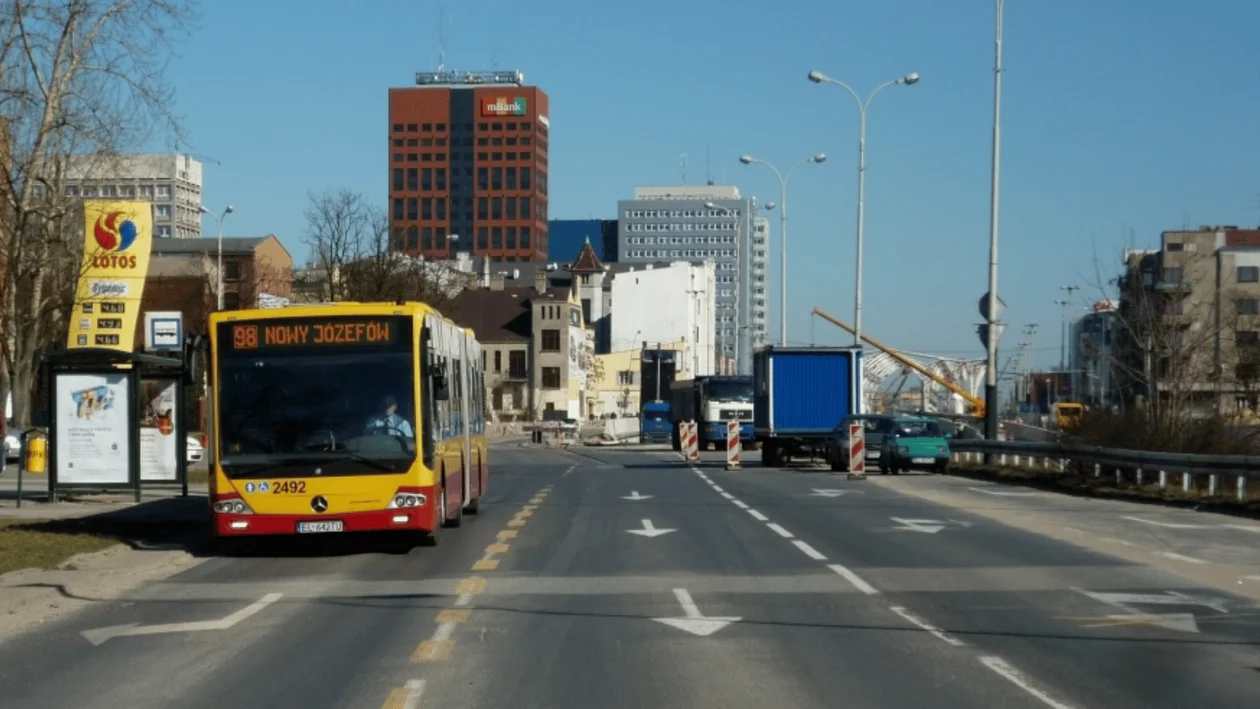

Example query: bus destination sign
[231,319,402,350]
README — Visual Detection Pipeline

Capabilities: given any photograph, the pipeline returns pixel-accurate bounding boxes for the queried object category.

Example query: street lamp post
[1060,284,1080,400]
[807,69,919,348]
[199,204,235,310]
[739,153,826,346]
[981,0,1005,441]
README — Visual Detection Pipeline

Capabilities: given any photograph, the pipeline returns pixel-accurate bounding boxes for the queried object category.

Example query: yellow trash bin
[25,434,47,474]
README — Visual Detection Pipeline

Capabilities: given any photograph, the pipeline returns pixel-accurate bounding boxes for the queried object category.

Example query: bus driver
[364,395,414,438]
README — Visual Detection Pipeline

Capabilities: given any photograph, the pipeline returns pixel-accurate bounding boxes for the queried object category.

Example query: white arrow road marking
[626,519,676,538]
[889,517,945,534]
[1121,516,1211,529]
[1075,589,1231,632]
[968,487,1038,497]
[622,491,653,501]
[652,588,741,637]
[811,489,853,498]
[1093,613,1201,633]
[81,592,284,646]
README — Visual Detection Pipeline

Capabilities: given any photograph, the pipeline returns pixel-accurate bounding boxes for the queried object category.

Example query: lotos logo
[91,211,141,268]
[481,96,526,116]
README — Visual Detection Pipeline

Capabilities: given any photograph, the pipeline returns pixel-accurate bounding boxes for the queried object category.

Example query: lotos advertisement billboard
[67,200,154,352]
[481,96,527,117]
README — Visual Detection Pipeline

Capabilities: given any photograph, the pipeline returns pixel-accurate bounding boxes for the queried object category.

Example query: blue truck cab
[640,401,672,443]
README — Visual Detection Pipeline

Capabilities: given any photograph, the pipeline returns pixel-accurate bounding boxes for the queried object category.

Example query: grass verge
[0,519,119,576]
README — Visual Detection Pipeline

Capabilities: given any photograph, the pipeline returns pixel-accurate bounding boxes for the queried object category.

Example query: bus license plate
[297,521,344,534]
[912,457,933,464]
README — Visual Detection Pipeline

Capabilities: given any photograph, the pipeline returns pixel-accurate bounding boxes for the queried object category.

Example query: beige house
[1121,226,1260,414]
[588,341,684,417]
[451,269,593,421]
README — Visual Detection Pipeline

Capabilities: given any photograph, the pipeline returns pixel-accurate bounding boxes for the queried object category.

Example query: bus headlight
[388,489,427,509]
[212,496,254,515]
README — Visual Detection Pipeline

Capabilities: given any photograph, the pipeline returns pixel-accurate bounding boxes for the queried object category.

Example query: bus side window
[421,337,436,467]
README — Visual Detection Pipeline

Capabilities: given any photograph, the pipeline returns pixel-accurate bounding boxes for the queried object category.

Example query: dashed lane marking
[747,509,769,522]
[497,530,519,540]
[456,577,486,596]
[381,679,426,709]
[766,523,795,539]
[486,543,510,554]
[828,564,879,596]
[436,609,471,624]
[792,540,827,561]
[472,559,500,571]
[979,656,1078,709]
[890,605,965,647]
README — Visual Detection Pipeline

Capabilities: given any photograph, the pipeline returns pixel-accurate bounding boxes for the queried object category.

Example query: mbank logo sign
[92,211,142,269]
[481,96,526,116]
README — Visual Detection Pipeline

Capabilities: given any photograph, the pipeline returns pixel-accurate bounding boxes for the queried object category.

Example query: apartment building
[616,185,768,374]
[61,153,203,239]
[1119,226,1260,413]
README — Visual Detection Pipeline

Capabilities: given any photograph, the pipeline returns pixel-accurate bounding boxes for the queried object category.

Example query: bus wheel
[464,497,481,515]
[421,488,447,546]
[445,479,464,528]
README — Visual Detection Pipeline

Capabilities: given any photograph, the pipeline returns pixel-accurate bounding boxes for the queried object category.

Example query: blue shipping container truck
[753,346,863,466]
[640,401,672,443]
[670,376,756,451]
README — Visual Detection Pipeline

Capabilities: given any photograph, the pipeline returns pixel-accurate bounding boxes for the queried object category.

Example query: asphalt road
[0,443,1257,708]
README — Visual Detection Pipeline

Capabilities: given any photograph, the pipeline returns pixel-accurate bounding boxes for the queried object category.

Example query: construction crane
[810,307,986,419]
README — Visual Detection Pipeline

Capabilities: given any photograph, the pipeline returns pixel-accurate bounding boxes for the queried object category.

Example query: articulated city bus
[206,302,487,544]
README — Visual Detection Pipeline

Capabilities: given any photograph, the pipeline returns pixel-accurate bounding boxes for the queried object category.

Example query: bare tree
[301,189,470,310]
[301,189,368,302]
[0,0,197,426]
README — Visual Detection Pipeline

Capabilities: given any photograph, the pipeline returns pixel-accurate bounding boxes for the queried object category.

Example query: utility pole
[982,0,1006,443]
[655,345,665,405]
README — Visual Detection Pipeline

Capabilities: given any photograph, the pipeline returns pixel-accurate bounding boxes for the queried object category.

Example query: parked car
[826,414,897,472]
[877,417,952,474]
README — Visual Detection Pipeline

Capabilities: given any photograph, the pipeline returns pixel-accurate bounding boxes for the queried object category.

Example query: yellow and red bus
[206,301,487,544]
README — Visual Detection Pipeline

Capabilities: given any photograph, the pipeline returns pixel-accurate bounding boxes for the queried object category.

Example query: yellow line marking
[517,509,534,518]
[411,639,454,662]
[486,543,510,554]
[497,529,518,539]
[472,559,500,570]
[380,688,411,709]
[436,608,472,624]
[522,504,538,512]
[507,519,526,528]
[456,577,487,595]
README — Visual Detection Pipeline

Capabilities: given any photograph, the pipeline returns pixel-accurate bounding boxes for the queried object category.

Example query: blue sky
[169,0,1260,369]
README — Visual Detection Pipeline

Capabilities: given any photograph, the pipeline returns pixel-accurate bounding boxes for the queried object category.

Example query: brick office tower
[388,70,550,262]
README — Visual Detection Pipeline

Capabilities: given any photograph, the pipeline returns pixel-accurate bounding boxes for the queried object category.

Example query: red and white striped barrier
[726,420,742,470]
[847,423,866,479]
[682,421,700,461]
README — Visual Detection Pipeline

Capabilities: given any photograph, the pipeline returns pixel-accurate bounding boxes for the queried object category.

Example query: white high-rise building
[616,185,769,374]
[610,261,716,380]
[62,153,204,239]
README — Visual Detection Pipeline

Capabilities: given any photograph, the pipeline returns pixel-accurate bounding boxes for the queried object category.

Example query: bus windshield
[215,318,417,477]
[705,379,753,402]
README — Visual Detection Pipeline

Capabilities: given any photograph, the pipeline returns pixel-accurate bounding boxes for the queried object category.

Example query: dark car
[826,414,897,472]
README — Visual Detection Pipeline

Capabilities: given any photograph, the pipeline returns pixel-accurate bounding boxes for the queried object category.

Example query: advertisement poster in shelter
[139,379,178,481]
[54,372,130,484]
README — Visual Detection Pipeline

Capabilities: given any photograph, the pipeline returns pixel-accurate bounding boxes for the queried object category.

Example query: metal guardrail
[949,438,1255,502]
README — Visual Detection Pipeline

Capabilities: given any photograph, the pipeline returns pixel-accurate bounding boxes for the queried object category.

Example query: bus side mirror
[433,375,450,401]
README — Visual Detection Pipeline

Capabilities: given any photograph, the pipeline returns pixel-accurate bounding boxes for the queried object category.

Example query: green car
[877,417,951,474]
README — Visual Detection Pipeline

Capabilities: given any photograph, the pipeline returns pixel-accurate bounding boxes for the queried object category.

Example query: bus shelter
[40,347,193,503]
